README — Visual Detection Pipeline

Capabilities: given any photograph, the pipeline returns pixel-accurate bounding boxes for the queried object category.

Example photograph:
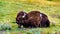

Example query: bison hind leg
[46,20,50,27]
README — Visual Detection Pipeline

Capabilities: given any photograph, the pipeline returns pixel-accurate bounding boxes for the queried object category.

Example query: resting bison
[16,11,50,28]
[27,11,42,28]
[16,11,29,28]
[40,13,50,27]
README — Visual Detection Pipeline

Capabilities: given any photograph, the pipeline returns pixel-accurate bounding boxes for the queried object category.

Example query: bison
[16,11,50,28]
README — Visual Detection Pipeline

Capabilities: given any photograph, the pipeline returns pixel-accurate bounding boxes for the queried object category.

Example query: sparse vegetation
[0,23,11,31]
[0,0,60,34]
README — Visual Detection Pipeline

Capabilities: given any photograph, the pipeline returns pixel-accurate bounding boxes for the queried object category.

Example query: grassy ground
[0,0,60,34]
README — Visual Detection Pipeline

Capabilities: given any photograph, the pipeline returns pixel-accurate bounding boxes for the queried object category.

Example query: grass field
[0,0,60,34]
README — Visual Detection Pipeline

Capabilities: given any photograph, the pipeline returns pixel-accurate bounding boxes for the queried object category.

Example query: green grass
[0,0,60,34]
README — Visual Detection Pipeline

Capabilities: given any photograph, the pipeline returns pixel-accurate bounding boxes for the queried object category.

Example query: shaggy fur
[27,11,41,28]
[16,11,29,28]
[16,11,50,28]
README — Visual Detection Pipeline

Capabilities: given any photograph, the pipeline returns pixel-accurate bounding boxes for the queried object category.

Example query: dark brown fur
[40,13,50,27]
[16,11,50,28]
[27,11,41,28]
[16,11,29,28]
